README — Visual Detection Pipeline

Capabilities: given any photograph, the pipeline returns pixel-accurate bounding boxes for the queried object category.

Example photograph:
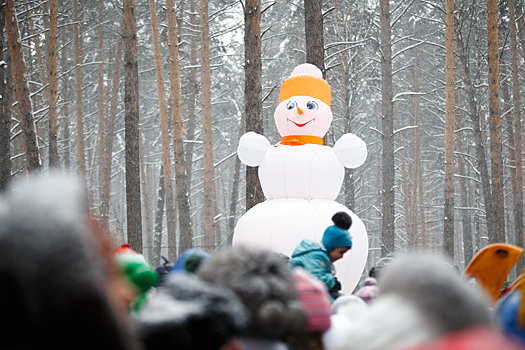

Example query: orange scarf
[279,135,324,146]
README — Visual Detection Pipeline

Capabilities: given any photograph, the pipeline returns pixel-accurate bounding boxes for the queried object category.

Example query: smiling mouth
[288,119,314,127]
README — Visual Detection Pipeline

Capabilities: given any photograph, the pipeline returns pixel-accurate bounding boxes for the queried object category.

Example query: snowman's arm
[333,133,368,169]
[237,131,271,167]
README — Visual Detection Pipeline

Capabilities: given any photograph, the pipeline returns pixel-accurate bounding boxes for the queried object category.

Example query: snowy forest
[1,0,524,277]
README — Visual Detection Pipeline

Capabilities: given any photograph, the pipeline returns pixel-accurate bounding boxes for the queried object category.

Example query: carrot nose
[297,107,303,115]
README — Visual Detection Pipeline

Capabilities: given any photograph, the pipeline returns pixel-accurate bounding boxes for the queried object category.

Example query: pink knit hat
[293,268,332,332]
[354,277,380,304]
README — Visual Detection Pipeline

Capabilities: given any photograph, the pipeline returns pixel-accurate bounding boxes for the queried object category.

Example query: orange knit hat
[278,63,331,107]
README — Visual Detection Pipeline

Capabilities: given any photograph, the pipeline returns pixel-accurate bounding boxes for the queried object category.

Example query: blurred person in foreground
[339,254,522,350]
[286,268,332,350]
[198,246,307,350]
[323,295,369,350]
[136,273,248,350]
[0,174,140,350]
[496,275,525,347]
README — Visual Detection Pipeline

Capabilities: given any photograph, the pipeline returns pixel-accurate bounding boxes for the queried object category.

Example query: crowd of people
[2,174,525,350]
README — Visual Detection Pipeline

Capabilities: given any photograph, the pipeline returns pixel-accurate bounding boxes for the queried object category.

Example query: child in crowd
[288,212,353,300]
[354,278,380,304]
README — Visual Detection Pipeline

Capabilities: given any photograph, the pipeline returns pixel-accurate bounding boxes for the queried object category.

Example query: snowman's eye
[286,101,296,110]
[307,101,318,110]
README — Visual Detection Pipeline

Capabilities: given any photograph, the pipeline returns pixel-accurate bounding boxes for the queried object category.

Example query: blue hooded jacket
[288,239,335,290]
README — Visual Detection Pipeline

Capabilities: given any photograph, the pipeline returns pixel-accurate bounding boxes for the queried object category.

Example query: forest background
[0,0,523,280]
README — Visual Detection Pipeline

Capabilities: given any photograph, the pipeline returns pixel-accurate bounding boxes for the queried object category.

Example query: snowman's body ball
[233,199,368,294]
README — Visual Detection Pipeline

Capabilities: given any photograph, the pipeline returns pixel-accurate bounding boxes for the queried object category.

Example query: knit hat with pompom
[197,246,307,339]
[278,63,331,107]
[322,212,353,253]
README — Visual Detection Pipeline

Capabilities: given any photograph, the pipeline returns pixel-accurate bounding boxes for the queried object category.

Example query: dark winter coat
[288,239,335,290]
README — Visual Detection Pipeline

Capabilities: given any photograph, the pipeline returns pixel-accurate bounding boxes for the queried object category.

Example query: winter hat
[0,174,140,350]
[331,295,368,317]
[354,278,380,304]
[172,248,210,274]
[379,254,492,334]
[114,244,158,312]
[363,277,378,286]
[496,291,525,346]
[114,244,158,294]
[293,268,332,332]
[137,273,249,350]
[198,246,307,339]
[279,63,331,107]
[322,212,353,253]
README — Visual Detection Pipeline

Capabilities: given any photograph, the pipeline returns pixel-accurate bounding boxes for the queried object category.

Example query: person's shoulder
[292,239,324,256]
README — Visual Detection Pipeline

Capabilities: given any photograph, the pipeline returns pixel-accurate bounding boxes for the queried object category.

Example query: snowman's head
[275,96,332,138]
[275,64,332,138]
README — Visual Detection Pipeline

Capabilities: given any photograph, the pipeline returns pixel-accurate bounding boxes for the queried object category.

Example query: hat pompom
[278,63,331,107]
[292,63,323,78]
[332,212,352,230]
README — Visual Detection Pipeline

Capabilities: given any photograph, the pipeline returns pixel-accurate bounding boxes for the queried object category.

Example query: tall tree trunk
[184,0,198,192]
[396,106,412,250]
[48,0,59,167]
[380,0,395,256]
[200,0,216,250]
[123,0,143,252]
[24,3,49,105]
[501,62,516,240]
[509,0,523,271]
[72,0,86,179]
[100,22,124,229]
[456,32,494,236]
[153,165,166,267]
[457,135,473,264]
[140,127,153,262]
[244,0,263,211]
[6,0,40,172]
[515,2,525,60]
[412,46,423,249]
[148,0,177,261]
[304,0,325,75]
[0,0,9,191]
[443,0,455,259]
[167,0,192,256]
[6,40,18,174]
[24,2,48,165]
[144,162,155,261]
[487,0,505,242]
[61,26,70,171]
[96,0,106,195]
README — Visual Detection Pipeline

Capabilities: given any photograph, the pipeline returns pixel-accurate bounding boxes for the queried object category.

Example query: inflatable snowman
[234,63,368,294]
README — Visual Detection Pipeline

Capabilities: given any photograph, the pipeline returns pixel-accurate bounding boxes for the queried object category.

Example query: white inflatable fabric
[233,199,368,294]
[233,63,369,294]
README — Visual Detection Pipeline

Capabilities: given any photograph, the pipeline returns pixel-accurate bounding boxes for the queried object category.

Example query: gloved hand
[329,278,343,300]
[332,277,342,291]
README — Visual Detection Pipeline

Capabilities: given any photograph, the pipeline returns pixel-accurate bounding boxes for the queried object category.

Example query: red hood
[405,326,525,350]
